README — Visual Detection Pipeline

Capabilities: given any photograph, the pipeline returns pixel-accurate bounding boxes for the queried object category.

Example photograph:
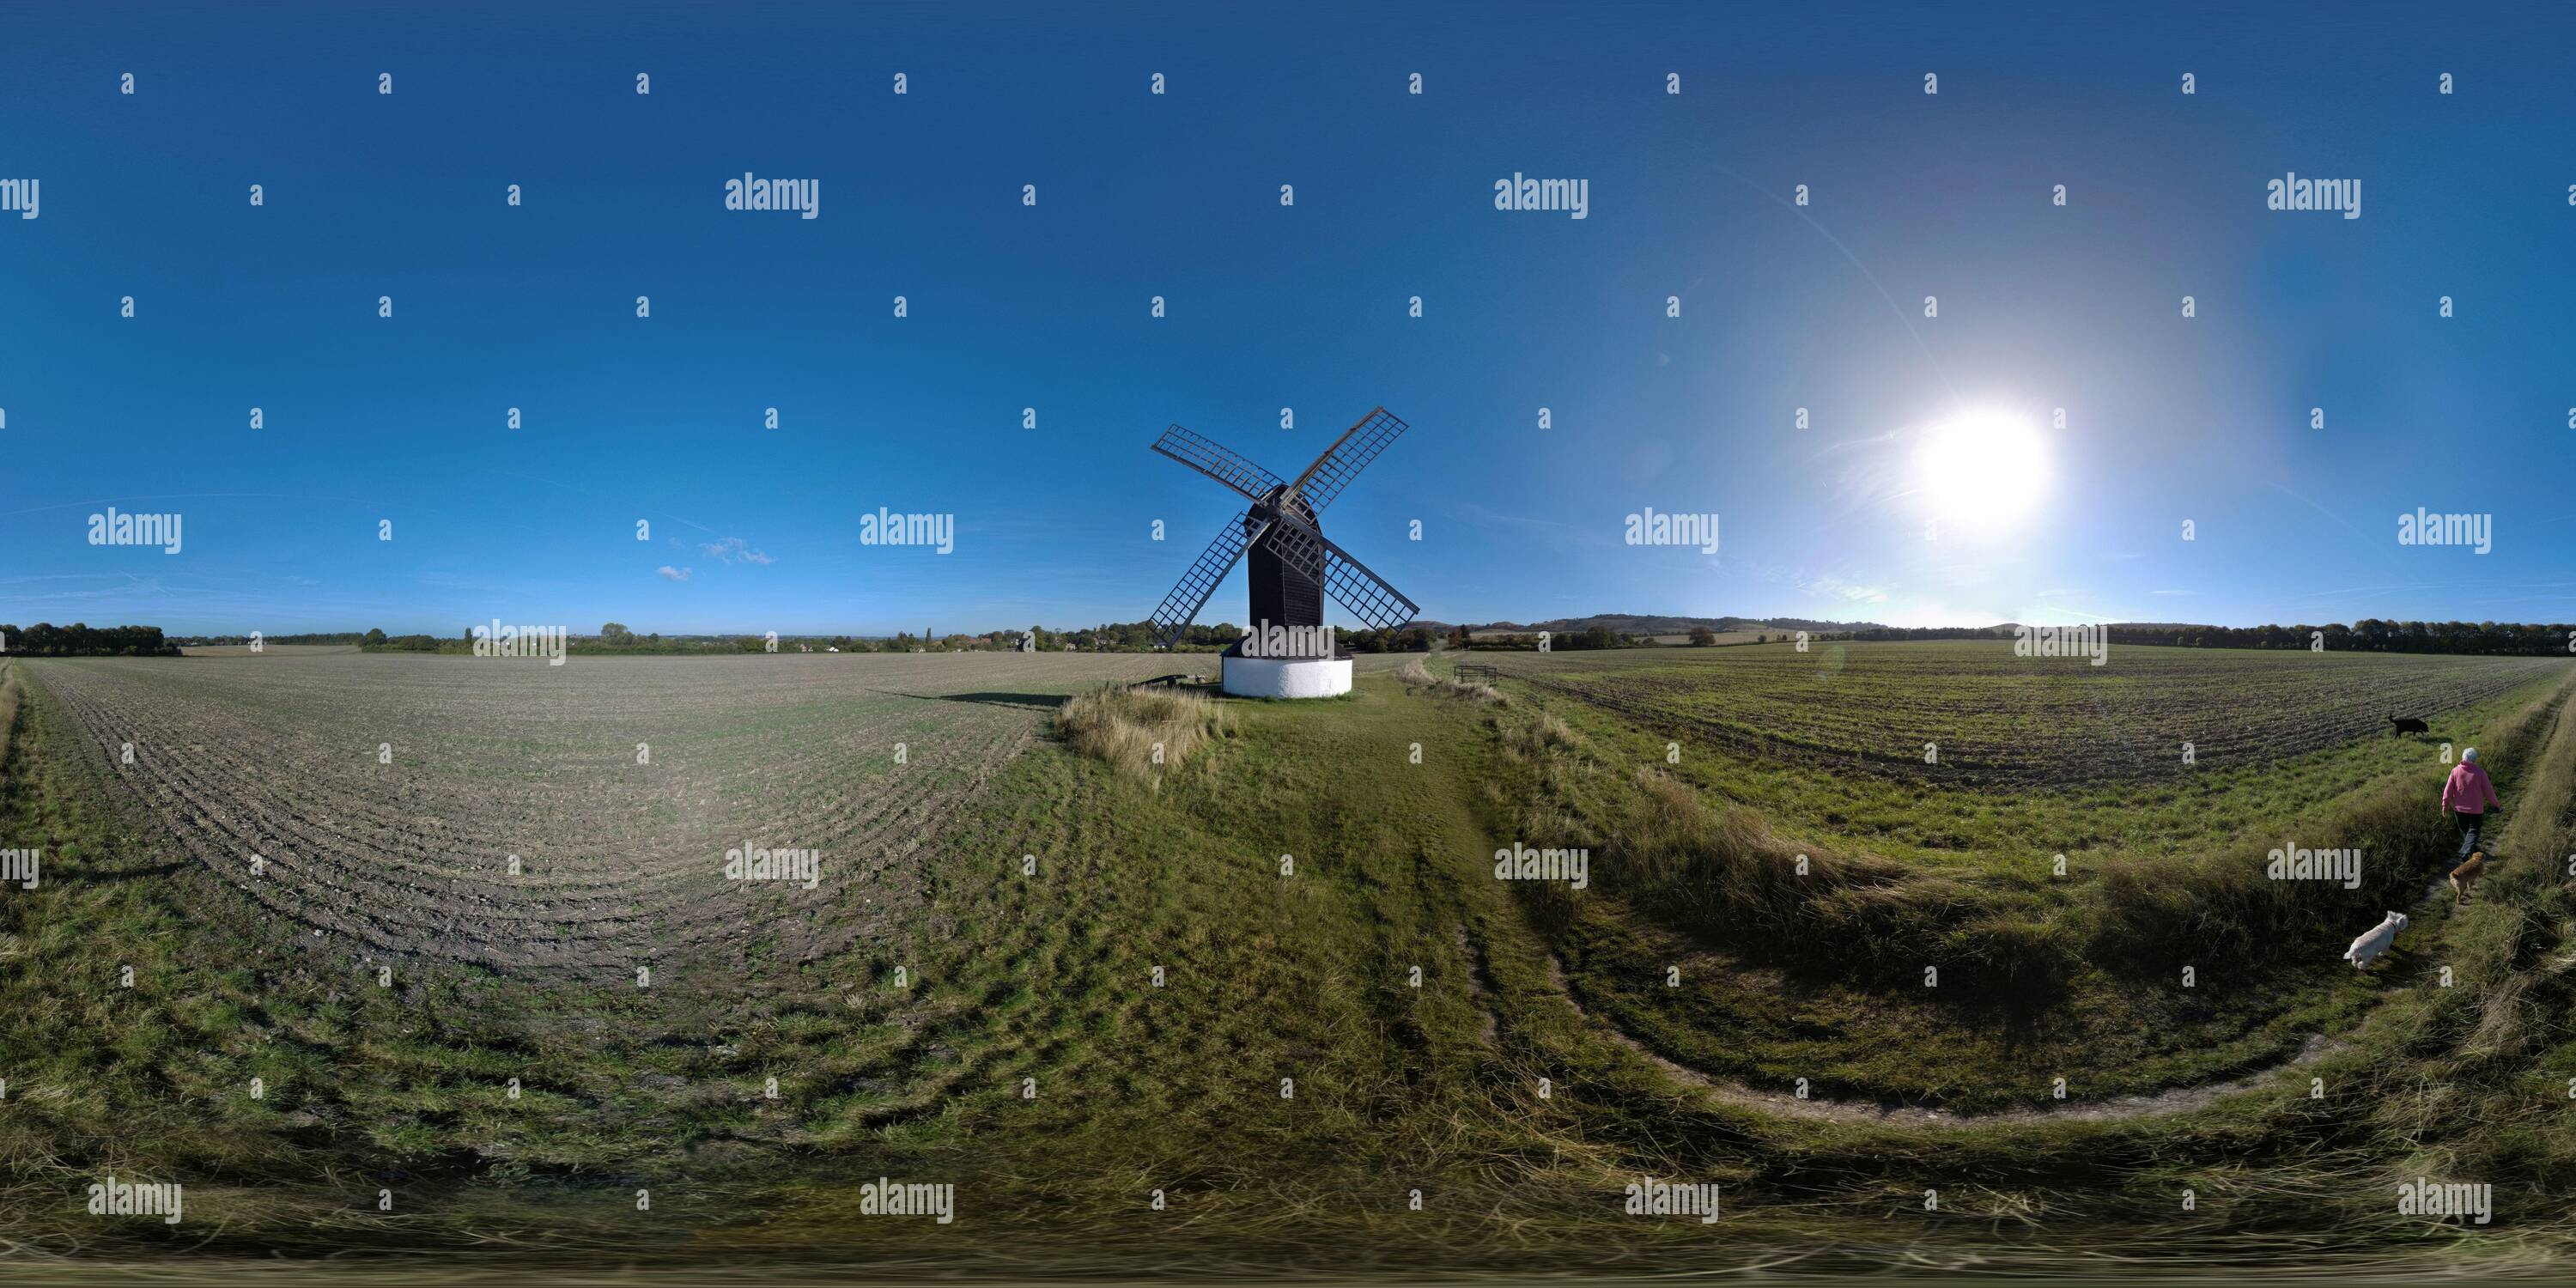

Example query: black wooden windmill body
[1148,407,1419,656]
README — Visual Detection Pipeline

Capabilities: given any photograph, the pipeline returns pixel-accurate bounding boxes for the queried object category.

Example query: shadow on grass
[930,691,1074,710]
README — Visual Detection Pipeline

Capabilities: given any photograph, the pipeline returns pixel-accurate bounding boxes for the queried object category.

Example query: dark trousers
[2453,810,2487,862]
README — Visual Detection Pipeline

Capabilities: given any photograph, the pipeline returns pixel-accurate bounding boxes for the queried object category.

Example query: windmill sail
[1320,537,1419,632]
[1150,510,1270,645]
[1150,425,1286,504]
[1145,406,1418,653]
[1284,407,1408,513]
[1252,505,1328,583]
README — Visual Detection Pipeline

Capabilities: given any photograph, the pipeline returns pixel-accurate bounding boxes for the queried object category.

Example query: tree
[1688,625,1715,646]
[600,622,635,646]
[363,628,387,646]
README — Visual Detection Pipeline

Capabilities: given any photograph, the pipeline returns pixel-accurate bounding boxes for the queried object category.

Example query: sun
[1911,410,2050,532]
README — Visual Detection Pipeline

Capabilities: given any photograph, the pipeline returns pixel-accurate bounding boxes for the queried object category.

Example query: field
[25,651,1214,983]
[1479,642,2563,870]
[1486,643,2565,785]
[176,645,361,658]
[3,642,2574,1276]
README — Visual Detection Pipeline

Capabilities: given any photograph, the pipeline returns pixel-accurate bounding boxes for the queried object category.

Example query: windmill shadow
[931,691,1069,711]
[862,687,1068,709]
[85,860,192,883]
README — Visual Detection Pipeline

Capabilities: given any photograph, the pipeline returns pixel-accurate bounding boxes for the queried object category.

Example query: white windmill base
[1221,653,1352,699]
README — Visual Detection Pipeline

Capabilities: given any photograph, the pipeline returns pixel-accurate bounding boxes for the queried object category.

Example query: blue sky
[3,1,2571,636]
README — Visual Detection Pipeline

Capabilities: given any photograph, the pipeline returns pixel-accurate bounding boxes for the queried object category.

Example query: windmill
[1146,406,1419,697]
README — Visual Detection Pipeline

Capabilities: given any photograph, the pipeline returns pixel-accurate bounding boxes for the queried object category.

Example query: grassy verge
[1504,671,2573,1107]
[1396,655,1506,705]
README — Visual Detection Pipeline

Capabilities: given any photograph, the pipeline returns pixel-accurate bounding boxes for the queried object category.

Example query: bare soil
[26,651,1214,985]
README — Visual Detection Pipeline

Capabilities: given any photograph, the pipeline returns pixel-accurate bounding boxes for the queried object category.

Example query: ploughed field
[1481,641,2567,787]
[25,650,1214,983]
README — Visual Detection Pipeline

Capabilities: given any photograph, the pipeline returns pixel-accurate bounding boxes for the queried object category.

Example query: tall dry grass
[0,661,19,769]
[1056,682,1227,779]
[1397,656,1506,705]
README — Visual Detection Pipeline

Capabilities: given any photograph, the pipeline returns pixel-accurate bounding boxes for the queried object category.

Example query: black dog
[2391,714,2428,736]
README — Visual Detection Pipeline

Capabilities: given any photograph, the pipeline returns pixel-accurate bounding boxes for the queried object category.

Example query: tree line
[155,617,2576,661]
[0,623,182,656]
[345,621,1438,655]
[1846,620,2576,657]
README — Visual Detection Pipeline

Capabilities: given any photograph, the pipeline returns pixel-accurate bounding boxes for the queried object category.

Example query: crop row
[29,651,1213,983]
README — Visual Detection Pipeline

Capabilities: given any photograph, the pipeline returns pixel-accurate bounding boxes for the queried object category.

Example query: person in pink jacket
[2442,747,2501,862]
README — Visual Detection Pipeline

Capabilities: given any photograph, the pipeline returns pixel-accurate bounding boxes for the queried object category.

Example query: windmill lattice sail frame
[1145,407,1420,671]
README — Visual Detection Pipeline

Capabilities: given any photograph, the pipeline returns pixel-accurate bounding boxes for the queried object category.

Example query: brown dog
[2450,851,2488,906]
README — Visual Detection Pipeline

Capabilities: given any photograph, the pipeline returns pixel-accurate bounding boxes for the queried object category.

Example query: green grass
[1500,642,2563,865]
[1498,659,2571,1108]
[8,652,2576,1275]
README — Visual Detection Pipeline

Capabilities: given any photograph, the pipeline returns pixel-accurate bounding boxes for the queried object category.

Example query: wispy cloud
[1801,574,1889,604]
[700,537,774,565]
[1449,500,1592,541]
[657,566,692,582]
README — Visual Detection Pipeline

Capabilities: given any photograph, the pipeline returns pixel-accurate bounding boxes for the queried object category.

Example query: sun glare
[1911,410,2050,532]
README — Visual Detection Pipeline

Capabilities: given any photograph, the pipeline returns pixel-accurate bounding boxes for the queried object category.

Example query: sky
[3,0,2572,637]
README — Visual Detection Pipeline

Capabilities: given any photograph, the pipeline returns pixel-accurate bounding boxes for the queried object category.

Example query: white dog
[2343,911,2408,969]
